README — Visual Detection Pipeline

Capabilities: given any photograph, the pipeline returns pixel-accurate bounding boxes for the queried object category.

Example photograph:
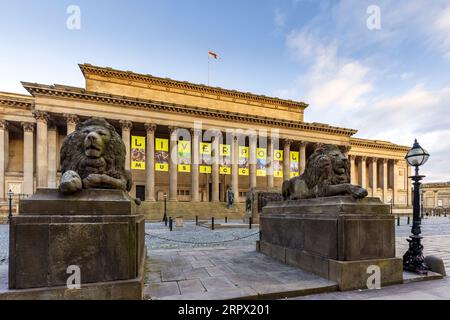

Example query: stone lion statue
[59,118,132,194]
[282,144,368,200]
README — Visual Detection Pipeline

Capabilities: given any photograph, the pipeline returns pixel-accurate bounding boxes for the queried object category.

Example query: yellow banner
[257,148,267,177]
[200,165,212,174]
[155,138,169,172]
[290,151,299,178]
[220,166,231,175]
[155,138,168,151]
[239,146,249,176]
[200,142,211,154]
[200,142,211,173]
[131,136,146,170]
[178,140,191,172]
[273,150,283,178]
[220,144,230,156]
[273,150,283,161]
[220,144,231,175]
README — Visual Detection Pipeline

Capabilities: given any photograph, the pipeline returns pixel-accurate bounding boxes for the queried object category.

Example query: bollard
[407,216,410,225]
[169,217,173,231]
[195,215,198,226]
[211,217,215,230]
[397,216,400,226]
[225,216,228,223]
[249,217,253,229]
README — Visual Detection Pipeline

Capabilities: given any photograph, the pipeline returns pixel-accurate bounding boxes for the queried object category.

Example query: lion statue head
[303,144,350,191]
[59,118,132,194]
[282,143,367,200]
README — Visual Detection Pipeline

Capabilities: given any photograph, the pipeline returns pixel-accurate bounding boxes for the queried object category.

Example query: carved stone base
[8,189,146,299]
[258,196,403,290]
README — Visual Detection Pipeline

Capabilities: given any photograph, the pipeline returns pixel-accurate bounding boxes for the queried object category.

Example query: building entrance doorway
[136,185,145,201]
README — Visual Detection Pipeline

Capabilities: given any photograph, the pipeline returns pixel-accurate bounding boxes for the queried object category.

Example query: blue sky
[1,0,449,181]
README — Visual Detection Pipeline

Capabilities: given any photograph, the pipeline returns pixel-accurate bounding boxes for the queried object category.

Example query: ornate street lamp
[7,189,14,224]
[403,139,430,274]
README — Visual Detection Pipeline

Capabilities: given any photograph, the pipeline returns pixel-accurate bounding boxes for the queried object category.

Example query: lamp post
[403,139,429,274]
[7,189,13,224]
[163,193,168,225]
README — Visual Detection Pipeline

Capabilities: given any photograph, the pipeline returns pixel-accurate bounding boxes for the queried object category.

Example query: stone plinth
[257,196,403,291]
[8,188,146,299]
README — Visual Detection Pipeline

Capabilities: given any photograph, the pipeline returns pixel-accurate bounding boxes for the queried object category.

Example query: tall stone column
[358,156,367,189]
[0,120,8,200]
[145,123,156,201]
[120,120,133,171]
[249,134,257,188]
[22,123,35,196]
[231,134,239,202]
[349,155,356,185]
[64,114,79,135]
[211,134,220,202]
[47,123,57,188]
[34,111,49,188]
[191,128,200,202]
[168,126,178,202]
[299,141,307,175]
[392,160,398,205]
[382,158,388,203]
[283,139,292,181]
[434,191,438,208]
[369,158,378,197]
[267,137,274,190]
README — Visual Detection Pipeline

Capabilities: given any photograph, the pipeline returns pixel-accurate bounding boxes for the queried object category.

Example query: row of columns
[8,113,411,206]
[350,155,409,205]
[0,119,35,200]
[139,125,307,203]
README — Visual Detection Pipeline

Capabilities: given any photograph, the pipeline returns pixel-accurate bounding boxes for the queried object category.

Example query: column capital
[349,155,356,161]
[360,156,367,162]
[299,141,308,148]
[21,122,35,132]
[145,123,157,133]
[32,110,49,123]
[370,157,378,163]
[393,159,399,165]
[119,120,133,130]
[284,139,293,146]
[0,120,9,130]
[64,114,79,125]
[381,158,389,164]
[168,126,178,135]
[190,128,201,136]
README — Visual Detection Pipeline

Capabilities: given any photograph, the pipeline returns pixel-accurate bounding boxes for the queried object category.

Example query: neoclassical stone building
[421,182,450,212]
[0,64,412,218]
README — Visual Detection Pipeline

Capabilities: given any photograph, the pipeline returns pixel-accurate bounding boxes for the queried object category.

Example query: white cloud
[285,29,373,117]
[274,8,286,29]
[278,1,450,182]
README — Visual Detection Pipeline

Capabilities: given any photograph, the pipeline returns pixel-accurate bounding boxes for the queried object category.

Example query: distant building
[421,182,450,212]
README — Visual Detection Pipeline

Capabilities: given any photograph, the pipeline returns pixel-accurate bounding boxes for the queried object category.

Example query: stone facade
[0,64,412,216]
[421,182,450,212]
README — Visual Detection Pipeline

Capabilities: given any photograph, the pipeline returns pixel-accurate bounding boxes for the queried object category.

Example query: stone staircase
[137,201,246,221]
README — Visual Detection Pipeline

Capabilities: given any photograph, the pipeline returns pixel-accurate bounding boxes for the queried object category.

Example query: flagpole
[208,52,210,86]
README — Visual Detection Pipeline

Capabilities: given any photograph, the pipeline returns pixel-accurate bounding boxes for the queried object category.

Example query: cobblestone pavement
[0,217,449,298]
[145,220,259,250]
[144,246,337,300]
